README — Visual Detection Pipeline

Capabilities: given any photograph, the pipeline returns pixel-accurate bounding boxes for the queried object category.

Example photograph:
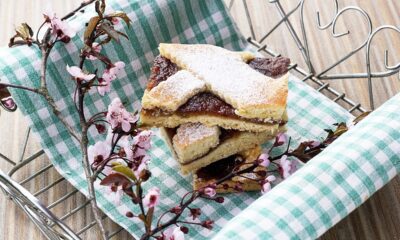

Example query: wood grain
[0,1,399,239]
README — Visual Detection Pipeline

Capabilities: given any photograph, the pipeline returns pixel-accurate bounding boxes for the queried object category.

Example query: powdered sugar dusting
[159,44,287,119]
[143,70,206,111]
[174,123,220,146]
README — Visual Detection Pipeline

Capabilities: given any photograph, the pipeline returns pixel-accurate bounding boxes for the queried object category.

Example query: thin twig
[0,83,39,94]
[61,0,97,21]
[74,29,108,240]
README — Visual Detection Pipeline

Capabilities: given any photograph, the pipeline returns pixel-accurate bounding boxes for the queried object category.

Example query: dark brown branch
[61,0,97,21]
[0,83,39,94]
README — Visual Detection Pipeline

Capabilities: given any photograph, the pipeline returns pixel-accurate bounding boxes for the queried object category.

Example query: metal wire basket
[1,0,399,239]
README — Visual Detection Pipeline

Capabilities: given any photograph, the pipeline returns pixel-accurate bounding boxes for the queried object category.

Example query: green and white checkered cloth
[214,93,400,239]
[0,0,398,239]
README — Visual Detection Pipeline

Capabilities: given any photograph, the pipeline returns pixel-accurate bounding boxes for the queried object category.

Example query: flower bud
[95,124,106,134]
[125,211,134,218]
[180,226,189,234]
[1,97,16,111]
[170,206,182,214]
[139,169,151,181]
[189,208,201,220]
[61,36,71,43]
[201,220,214,230]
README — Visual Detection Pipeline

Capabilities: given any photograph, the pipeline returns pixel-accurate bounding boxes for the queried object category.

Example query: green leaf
[22,23,33,37]
[112,165,137,181]
[15,23,33,40]
[84,16,100,41]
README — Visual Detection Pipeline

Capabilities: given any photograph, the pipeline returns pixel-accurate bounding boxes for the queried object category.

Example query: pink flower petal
[258,153,270,167]
[266,175,276,182]
[204,187,216,197]
[261,182,271,194]
[143,187,160,208]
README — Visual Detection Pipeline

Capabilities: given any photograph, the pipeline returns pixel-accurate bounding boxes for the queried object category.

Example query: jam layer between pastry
[159,124,284,175]
[193,146,265,193]
[141,55,289,132]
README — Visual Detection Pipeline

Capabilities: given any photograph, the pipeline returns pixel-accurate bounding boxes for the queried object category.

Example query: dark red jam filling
[195,155,245,181]
[147,56,179,90]
[248,57,291,78]
[177,92,236,117]
[145,55,290,122]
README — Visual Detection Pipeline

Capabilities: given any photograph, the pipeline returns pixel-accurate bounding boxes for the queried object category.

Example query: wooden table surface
[0,1,399,239]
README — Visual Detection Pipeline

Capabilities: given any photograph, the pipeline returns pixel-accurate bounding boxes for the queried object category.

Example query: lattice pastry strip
[142,70,206,111]
[159,43,288,120]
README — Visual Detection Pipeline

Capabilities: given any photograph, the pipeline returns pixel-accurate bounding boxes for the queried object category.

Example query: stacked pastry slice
[140,44,289,192]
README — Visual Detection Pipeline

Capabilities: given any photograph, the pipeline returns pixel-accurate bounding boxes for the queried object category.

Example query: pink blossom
[88,42,102,60]
[104,183,124,205]
[118,136,133,159]
[261,182,271,194]
[133,130,153,151]
[143,187,160,208]
[106,98,138,132]
[102,69,115,82]
[258,153,270,167]
[43,10,56,21]
[88,141,111,168]
[66,65,95,81]
[44,10,76,39]
[203,187,216,197]
[290,159,299,175]
[134,158,149,178]
[162,227,185,240]
[275,133,287,146]
[279,155,298,179]
[94,181,124,205]
[97,78,111,96]
[261,175,276,194]
[111,18,120,25]
[102,61,126,82]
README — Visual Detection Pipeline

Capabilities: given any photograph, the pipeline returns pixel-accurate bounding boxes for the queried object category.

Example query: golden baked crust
[141,70,206,111]
[158,43,288,120]
[172,123,220,163]
[160,125,285,174]
[193,146,265,193]
[140,109,288,133]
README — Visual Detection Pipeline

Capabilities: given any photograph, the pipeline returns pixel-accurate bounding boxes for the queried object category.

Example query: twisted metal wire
[258,0,400,110]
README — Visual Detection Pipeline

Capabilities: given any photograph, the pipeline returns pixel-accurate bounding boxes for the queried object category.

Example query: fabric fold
[213,93,400,240]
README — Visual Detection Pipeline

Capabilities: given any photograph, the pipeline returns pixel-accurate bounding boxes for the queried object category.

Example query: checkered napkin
[214,93,400,240]
[0,0,397,239]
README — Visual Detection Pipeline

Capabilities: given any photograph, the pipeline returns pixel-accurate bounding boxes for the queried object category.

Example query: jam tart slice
[140,44,290,133]
[160,124,284,175]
